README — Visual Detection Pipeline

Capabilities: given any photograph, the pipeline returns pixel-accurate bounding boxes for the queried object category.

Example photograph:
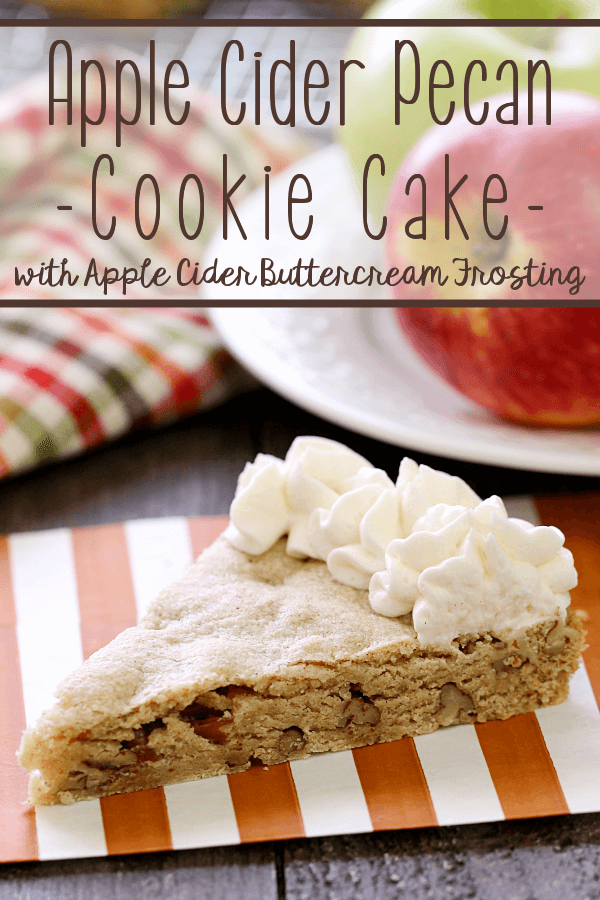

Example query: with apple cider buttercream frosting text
[224,437,578,649]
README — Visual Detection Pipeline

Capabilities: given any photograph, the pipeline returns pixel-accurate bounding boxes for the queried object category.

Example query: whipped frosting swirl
[225,437,577,648]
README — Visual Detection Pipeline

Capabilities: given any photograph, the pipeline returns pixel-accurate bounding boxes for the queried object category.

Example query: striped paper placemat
[2,499,600,863]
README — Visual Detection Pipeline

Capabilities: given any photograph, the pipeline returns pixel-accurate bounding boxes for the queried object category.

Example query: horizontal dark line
[528,205,544,210]
[0,300,593,308]
[0,17,598,25]
[56,205,72,210]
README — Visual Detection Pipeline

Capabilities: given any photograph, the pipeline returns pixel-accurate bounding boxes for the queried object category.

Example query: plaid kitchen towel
[0,53,308,299]
[0,307,249,479]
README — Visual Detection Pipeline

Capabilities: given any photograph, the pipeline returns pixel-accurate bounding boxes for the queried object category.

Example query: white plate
[210,307,600,475]
[202,144,387,300]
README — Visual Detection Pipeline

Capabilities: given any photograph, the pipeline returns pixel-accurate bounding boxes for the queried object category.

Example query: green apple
[340,0,600,219]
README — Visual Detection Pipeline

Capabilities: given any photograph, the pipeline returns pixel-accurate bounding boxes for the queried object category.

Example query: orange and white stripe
[1,501,599,864]
[9,528,107,860]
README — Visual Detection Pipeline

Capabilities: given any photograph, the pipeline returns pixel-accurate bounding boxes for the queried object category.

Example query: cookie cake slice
[19,437,585,805]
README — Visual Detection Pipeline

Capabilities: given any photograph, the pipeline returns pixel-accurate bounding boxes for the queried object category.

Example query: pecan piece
[338,695,380,727]
[278,726,307,755]
[215,684,255,699]
[436,684,475,727]
[68,770,88,789]
[545,620,579,657]
[492,653,526,674]
[121,719,165,762]
[179,701,230,744]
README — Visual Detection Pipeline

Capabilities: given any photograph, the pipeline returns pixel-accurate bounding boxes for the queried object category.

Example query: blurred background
[0,306,598,531]
[0,6,361,298]
[1,0,599,299]
[0,0,371,18]
[0,2,356,96]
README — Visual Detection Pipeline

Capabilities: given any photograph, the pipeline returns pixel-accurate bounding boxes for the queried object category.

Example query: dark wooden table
[1,384,600,900]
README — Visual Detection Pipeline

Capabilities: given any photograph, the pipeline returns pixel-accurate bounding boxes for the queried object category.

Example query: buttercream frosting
[225,437,577,648]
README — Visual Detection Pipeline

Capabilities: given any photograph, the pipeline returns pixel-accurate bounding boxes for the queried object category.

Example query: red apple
[340,0,600,222]
[395,307,600,426]
[384,91,600,300]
